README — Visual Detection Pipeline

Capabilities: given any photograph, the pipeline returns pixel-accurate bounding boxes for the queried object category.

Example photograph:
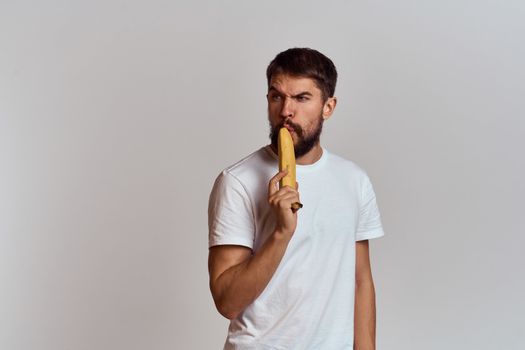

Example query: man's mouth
[284,125,295,133]
[281,122,300,136]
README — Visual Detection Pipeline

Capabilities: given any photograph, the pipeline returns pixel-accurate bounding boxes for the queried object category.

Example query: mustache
[275,120,303,137]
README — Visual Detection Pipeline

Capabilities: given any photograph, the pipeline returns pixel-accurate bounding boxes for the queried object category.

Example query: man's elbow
[210,287,241,320]
[214,298,241,320]
[219,308,240,321]
[355,274,375,290]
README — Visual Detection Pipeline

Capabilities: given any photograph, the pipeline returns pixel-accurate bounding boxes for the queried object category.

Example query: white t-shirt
[208,146,384,350]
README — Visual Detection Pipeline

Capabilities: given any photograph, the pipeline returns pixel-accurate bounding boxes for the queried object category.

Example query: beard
[269,114,324,158]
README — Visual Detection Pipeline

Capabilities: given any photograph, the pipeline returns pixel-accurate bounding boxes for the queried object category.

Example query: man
[208,48,384,349]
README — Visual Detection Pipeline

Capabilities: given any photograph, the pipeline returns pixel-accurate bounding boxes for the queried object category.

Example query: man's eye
[297,96,309,102]
[270,95,282,101]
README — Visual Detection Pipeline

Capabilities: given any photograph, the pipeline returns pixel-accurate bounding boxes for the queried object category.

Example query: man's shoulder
[214,146,275,188]
[224,147,272,172]
[324,149,368,178]
[221,146,274,175]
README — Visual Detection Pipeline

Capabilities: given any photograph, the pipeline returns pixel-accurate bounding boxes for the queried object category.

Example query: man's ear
[322,97,337,120]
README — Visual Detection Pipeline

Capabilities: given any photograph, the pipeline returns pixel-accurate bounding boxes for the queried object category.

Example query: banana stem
[291,202,303,213]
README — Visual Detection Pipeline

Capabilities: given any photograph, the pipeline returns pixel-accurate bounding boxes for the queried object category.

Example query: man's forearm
[354,279,377,350]
[213,230,292,319]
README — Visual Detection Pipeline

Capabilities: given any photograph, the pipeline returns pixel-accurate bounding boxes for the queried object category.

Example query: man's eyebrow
[293,91,313,97]
[268,86,313,97]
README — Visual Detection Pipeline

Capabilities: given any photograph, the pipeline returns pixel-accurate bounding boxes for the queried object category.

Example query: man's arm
[208,231,291,319]
[354,240,377,350]
[208,170,299,320]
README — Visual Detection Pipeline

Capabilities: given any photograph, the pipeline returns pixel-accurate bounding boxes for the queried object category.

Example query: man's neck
[270,143,323,165]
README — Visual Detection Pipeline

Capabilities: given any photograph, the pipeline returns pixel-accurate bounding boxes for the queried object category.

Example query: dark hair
[266,48,338,101]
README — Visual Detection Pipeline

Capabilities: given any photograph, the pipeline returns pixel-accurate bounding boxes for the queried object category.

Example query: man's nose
[280,97,294,118]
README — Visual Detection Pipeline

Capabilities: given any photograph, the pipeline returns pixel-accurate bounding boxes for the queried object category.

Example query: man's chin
[294,143,316,158]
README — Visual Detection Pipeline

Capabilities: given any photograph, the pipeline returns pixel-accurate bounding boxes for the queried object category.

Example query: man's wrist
[273,228,293,241]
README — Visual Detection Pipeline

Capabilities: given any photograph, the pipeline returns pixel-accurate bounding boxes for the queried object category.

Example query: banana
[278,127,303,212]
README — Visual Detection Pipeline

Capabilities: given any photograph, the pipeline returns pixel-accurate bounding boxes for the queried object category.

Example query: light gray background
[1,0,524,349]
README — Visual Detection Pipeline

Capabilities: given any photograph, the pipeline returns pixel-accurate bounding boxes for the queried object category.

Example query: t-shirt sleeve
[356,174,385,241]
[208,171,255,249]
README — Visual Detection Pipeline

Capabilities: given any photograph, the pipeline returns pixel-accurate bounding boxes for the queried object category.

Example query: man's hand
[268,170,300,237]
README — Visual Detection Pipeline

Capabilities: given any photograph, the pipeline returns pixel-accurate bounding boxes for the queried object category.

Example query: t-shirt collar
[264,145,328,172]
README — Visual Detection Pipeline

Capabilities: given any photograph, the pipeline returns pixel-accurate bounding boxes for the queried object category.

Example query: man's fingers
[268,185,297,201]
[268,170,288,196]
[268,190,301,209]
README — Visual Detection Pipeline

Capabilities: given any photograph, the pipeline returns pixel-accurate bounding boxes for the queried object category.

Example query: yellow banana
[278,127,303,212]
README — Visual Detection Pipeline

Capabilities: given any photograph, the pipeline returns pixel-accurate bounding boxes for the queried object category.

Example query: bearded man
[208,47,385,350]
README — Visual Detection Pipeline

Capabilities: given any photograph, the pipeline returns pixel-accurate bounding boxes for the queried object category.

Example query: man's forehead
[269,74,321,94]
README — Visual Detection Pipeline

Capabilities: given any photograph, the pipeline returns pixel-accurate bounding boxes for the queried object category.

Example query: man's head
[266,47,338,103]
[266,48,338,158]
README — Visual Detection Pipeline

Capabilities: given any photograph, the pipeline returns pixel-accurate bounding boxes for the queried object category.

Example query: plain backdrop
[1,1,524,349]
